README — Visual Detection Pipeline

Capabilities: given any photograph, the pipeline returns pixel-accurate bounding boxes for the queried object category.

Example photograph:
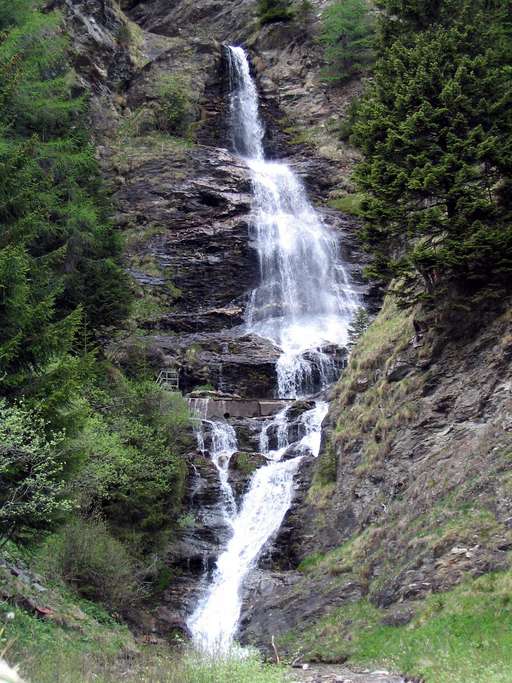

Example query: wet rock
[287,400,316,420]
[240,571,365,651]
[189,397,291,420]
[152,330,281,398]
[229,452,268,499]
[170,454,231,574]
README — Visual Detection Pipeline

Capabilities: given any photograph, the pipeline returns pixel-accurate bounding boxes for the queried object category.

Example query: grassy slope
[2,597,288,683]
[280,569,512,683]
[0,546,287,683]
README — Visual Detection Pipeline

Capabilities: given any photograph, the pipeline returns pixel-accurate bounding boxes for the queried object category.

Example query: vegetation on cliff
[320,0,374,83]
[352,0,512,302]
[0,0,192,644]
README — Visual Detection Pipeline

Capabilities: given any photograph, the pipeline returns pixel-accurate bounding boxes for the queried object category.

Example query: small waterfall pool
[185,45,359,655]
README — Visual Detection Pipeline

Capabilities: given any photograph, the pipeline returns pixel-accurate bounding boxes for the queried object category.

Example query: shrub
[155,75,193,136]
[258,0,294,25]
[0,400,72,546]
[49,517,144,611]
[295,0,314,29]
[69,375,192,550]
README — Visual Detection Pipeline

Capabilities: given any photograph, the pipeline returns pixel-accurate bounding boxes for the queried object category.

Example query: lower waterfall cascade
[186,45,359,654]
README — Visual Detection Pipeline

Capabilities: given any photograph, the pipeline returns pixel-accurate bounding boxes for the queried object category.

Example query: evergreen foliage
[352,0,512,302]
[320,0,375,83]
[0,2,132,414]
[347,307,371,349]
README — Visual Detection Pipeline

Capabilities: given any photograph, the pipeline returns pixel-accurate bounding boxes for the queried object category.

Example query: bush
[155,75,193,136]
[0,400,72,546]
[258,0,294,25]
[49,517,144,611]
[69,374,192,551]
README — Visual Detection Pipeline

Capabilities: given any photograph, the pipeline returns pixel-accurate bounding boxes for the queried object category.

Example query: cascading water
[189,399,238,520]
[187,46,358,655]
[187,402,327,654]
[227,46,358,398]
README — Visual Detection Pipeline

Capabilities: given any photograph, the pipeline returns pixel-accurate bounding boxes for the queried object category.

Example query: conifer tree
[352,0,512,302]
[347,307,371,349]
[0,3,132,423]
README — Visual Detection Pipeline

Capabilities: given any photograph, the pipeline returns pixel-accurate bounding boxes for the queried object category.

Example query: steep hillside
[241,294,512,680]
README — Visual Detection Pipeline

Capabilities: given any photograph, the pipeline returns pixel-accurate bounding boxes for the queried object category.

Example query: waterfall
[189,399,238,520]
[187,46,357,655]
[227,46,358,399]
[187,402,327,654]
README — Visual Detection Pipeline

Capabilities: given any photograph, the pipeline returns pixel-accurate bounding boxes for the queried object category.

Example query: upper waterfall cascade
[187,46,358,655]
[227,46,358,399]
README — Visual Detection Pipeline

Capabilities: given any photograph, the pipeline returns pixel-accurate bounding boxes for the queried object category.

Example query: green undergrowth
[0,545,287,683]
[2,604,288,682]
[327,193,364,216]
[280,569,512,683]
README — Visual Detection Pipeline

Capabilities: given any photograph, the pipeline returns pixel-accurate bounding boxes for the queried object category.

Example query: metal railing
[156,369,180,391]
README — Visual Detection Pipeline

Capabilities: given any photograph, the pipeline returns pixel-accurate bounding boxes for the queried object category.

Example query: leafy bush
[320,0,375,83]
[70,374,192,550]
[155,75,193,136]
[0,400,72,545]
[258,0,294,25]
[47,517,144,611]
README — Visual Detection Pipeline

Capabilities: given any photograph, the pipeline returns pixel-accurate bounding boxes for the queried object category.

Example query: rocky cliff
[54,0,369,644]
[241,296,512,663]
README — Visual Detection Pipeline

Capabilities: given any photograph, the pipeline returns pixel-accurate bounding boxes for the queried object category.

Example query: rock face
[128,0,259,43]
[240,298,512,652]
[113,144,258,330]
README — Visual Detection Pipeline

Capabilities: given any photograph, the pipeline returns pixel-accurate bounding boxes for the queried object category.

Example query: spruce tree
[352,0,512,302]
[0,3,132,424]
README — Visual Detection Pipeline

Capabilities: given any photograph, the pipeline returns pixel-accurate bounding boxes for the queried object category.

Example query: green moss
[232,452,261,476]
[297,551,326,572]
